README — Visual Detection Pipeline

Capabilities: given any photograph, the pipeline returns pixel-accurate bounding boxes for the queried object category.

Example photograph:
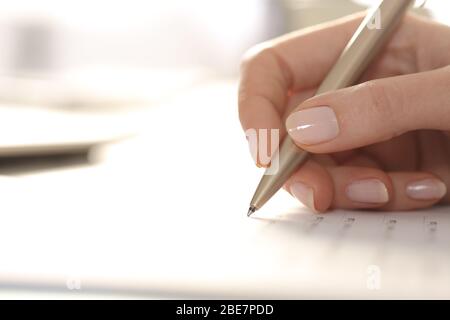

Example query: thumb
[285,66,450,153]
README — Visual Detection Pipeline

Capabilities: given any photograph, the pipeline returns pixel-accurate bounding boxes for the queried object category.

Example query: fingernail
[286,106,339,145]
[346,179,389,204]
[290,182,317,212]
[406,178,447,200]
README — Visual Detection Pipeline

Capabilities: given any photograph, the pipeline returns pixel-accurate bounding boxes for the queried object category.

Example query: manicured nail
[286,106,339,145]
[346,179,389,204]
[290,182,317,212]
[406,178,447,200]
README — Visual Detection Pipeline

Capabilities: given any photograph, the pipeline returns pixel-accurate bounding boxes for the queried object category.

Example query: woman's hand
[239,13,450,212]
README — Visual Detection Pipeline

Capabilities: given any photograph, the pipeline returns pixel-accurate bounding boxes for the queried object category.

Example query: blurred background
[0,0,444,115]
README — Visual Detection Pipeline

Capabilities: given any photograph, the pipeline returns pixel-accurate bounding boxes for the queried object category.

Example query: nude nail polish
[290,182,317,212]
[346,179,389,204]
[406,179,447,200]
[286,106,339,145]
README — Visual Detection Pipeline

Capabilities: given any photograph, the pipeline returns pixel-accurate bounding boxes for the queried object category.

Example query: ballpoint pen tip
[247,206,256,217]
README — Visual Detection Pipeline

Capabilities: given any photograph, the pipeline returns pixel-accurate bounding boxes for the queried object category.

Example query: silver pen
[248,0,414,216]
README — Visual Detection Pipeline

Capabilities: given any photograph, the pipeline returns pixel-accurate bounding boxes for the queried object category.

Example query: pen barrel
[250,138,309,210]
[250,0,414,210]
[316,0,415,94]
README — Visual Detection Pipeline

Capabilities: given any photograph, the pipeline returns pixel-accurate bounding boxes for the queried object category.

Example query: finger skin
[239,13,439,136]
[239,47,289,135]
[238,13,370,169]
[238,12,449,167]
[286,67,450,154]
[238,12,450,213]
[284,160,334,213]
[416,130,450,205]
[238,13,366,134]
[285,162,447,212]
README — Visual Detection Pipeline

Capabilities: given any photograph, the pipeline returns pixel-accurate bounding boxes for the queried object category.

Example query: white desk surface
[0,80,449,299]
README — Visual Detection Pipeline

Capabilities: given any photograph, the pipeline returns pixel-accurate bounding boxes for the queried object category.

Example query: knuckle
[239,43,271,72]
[238,44,274,113]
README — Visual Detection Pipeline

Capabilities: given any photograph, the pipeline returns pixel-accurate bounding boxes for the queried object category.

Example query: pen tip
[247,206,256,217]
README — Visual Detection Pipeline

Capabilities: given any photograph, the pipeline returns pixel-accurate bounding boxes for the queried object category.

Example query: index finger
[238,12,365,134]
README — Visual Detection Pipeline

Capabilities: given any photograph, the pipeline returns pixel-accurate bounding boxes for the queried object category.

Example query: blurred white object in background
[283,0,435,31]
[0,105,135,156]
[284,0,364,30]
[7,19,60,76]
[0,0,287,115]
[0,0,285,80]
